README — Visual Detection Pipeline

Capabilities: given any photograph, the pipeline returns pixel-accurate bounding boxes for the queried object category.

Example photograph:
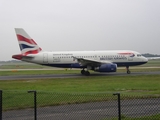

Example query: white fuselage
[22,50,148,68]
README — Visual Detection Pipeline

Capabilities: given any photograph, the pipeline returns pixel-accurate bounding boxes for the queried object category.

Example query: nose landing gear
[126,66,131,74]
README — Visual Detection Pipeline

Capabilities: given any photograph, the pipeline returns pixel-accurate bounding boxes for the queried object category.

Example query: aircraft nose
[144,57,148,62]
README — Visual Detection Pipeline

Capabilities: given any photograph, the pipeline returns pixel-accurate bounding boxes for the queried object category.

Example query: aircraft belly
[116,61,147,67]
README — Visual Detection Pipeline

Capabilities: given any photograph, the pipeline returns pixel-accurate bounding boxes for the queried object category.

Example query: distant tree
[142,53,160,57]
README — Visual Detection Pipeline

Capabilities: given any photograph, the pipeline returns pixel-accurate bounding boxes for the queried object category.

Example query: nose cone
[143,57,148,63]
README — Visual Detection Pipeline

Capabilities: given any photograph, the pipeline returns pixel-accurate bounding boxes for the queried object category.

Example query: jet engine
[94,63,117,72]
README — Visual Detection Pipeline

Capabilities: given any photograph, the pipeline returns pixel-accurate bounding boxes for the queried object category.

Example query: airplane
[12,28,148,76]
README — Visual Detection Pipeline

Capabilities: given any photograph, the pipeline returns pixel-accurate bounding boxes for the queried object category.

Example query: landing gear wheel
[126,66,131,74]
[127,70,131,74]
[81,70,85,75]
[84,71,90,76]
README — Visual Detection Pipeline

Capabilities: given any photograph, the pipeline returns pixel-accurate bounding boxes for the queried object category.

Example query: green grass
[1,75,160,110]
[3,91,114,111]
[1,75,160,94]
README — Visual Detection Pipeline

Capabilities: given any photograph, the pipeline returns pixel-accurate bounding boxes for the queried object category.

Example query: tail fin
[15,28,42,55]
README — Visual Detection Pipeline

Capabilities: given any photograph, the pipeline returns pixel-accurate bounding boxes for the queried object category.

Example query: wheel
[84,71,90,76]
[126,66,131,74]
[81,70,85,75]
[127,70,131,74]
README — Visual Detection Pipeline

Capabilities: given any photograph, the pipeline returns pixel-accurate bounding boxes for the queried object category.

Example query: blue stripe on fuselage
[41,63,85,68]
[41,61,147,68]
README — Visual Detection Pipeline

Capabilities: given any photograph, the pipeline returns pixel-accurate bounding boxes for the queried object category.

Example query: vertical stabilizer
[15,28,42,55]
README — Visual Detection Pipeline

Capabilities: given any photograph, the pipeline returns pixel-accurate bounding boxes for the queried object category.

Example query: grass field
[1,75,160,94]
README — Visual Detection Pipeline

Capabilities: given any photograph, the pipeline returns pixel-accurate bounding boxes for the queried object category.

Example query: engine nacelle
[94,63,117,72]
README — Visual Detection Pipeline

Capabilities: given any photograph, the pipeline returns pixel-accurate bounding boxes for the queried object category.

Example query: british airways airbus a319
[12,28,148,76]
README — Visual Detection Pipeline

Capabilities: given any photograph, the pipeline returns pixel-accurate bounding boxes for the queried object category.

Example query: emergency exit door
[43,53,48,63]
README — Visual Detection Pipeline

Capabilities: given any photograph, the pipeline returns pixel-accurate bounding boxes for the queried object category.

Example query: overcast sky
[0,0,160,61]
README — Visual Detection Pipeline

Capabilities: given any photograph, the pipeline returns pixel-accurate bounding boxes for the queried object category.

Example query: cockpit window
[137,54,142,57]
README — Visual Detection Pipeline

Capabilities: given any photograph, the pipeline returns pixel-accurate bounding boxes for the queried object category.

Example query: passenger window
[137,54,142,57]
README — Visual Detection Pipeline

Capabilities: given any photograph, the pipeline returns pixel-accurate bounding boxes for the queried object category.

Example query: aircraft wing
[73,57,112,66]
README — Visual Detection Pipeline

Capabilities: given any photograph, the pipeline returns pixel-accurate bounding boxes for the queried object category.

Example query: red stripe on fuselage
[118,52,134,55]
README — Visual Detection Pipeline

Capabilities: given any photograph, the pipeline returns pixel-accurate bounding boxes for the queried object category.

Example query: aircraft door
[43,53,48,64]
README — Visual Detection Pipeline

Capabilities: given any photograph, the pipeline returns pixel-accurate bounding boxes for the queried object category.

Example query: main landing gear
[126,66,131,74]
[81,69,90,76]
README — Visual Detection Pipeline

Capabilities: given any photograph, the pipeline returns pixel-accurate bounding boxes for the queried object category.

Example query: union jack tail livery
[15,28,42,55]
[12,28,42,60]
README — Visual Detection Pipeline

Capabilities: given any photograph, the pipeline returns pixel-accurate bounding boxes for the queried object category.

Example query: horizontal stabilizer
[12,54,34,60]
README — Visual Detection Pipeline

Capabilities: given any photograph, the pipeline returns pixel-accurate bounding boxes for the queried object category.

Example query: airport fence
[0,90,160,120]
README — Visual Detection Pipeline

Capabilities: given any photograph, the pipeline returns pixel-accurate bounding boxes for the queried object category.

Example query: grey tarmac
[0,71,160,80]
